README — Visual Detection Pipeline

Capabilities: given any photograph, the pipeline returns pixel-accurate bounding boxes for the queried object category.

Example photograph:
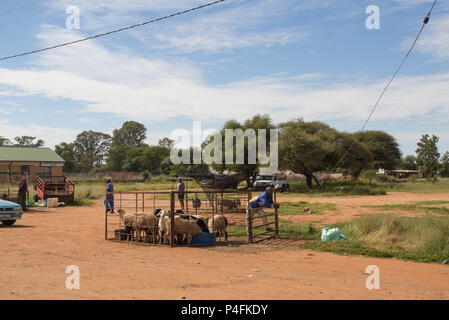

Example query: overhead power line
[0,0,228,62]
[279,0,438,230]
[0,0,42,18]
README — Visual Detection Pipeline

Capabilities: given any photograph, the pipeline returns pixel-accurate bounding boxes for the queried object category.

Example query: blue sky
[0,0,449,156]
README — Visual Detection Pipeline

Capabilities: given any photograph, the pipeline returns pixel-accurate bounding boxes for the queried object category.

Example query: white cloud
[1,26,449,128]
[414,13,449,61]
[0,119,80,148]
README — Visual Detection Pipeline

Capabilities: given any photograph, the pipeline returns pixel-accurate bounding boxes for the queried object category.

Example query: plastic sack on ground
[321,227,347,242]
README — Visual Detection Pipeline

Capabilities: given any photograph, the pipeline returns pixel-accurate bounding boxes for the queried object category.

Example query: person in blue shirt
[105,178,114,213]
[246,186,279,232]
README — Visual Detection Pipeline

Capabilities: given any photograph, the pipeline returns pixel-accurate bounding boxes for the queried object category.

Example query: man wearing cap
[177,177,185,211]
[246,186,279,232]
[18,177,28,211]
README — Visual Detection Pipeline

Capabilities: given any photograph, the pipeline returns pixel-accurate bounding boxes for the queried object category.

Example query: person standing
[105,178,114,213]
[177,177,185,211]
[18,177,28,211]
[246,186,279,232]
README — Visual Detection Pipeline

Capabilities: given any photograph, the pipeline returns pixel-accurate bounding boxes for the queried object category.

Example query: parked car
[0,199,23,226]
[253,173,290,192]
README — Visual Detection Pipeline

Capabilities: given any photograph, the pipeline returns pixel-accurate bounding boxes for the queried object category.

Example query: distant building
[377,168,420,179]
[0,147,64,183]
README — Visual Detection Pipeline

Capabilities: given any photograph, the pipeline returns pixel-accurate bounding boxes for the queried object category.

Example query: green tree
[439,151,449,178]
[416,134,440,178]
[14,136,44,148]
[278,119,372,188]
[353,130,402,170]
[73,131,111,172]
[208,114,276,187]
[112,121,147,147]
[399,155,417,170]
[55,142,76,172]
[158,137,174,149]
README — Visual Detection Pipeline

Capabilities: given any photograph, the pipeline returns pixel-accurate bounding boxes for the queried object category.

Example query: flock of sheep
[117,208,228,245]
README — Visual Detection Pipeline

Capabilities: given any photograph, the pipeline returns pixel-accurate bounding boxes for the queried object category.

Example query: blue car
[0,199,23,226]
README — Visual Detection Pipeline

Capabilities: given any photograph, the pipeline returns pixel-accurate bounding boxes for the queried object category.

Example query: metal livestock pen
[105,189,280,246]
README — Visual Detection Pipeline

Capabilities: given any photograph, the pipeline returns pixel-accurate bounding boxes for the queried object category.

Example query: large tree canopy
[353,131,402,170]
[278,119,372,187]
[55,142,76,172]
[208,114,276,187]
[74,130,111,172]
[112,121,147,148]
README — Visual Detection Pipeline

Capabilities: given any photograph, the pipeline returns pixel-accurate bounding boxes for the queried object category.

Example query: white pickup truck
[0,198,23,225]
[253,173,290,192]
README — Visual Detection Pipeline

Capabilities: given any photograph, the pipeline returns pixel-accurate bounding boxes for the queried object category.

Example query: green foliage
[142,170,150,181]
[278,201,337,215]
[111,121,147,148]
[303,214,449,263]
[208,114,275,187]
[353,131,402,170]
[440,151,449,178]
[14,136,45,148]
[73,130,111,172]
[399,155,417,170]
[278,119,373,187]
[416,134,440,178]
[55,142,76,173]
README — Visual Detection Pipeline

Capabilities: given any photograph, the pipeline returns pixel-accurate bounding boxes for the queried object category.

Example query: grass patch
[228,223,321,239]
[287,180,387,197]
[364,201,449,215]
[302,214,449,263]
[278,201,337,215]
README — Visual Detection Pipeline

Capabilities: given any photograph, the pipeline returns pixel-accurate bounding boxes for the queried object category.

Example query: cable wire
[278,0,438,230]
[0,0,42,18]
[0,0,228,61]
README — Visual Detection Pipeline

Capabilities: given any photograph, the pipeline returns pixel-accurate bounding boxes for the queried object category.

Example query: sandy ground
[1,192,449,300]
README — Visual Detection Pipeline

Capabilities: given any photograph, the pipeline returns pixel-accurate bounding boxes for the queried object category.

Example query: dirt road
[1,193,448,300]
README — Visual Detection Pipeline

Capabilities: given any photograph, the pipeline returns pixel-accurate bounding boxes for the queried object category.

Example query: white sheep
[158,210,169,244]
[166,216,202,245]
[134,212,159,243]
[208,214,228,241]
[117,208,136,241]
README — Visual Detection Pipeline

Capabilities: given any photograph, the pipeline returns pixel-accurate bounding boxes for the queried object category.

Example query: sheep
[208,214,228,241]
[166,216,202,245]
[117,209,136,241]
[134,212,159,243]
[178,214,209,233]
[158,210,170,244]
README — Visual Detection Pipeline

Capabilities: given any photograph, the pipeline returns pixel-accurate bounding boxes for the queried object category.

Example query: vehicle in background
[0,199,23,226]
[253,173,289,192]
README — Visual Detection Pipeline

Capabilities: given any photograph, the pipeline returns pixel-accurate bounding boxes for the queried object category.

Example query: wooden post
[186,190,189,213]
[135,193,138,212]
[220,189,224,215]
[170,191,175,247]
[142,192,145,212]
[105,208,108,240]
[274,190,279,235]
[247,191,252,243]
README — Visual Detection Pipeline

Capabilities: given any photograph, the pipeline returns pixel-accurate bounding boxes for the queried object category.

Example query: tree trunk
[312,174,321,188]
[305,174,313,189]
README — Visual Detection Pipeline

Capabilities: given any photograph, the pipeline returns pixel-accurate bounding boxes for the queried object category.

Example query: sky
[0,0,449,156]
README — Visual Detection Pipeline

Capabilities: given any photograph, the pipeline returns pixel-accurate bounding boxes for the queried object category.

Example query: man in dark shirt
[18,177,28,211]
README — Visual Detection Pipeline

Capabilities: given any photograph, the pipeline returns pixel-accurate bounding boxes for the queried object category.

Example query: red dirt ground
[1,192,448,300]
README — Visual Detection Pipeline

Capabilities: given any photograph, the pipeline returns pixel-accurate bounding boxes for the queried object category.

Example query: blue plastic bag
[321,227,347,242]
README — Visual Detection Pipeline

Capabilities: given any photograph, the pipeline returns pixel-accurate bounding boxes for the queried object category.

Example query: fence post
[135,193,138,212]
[170,191,175,247]
[274,190,279,235]
[105,208,108,240]
[142,192,145,212]
[247,191,252,243]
